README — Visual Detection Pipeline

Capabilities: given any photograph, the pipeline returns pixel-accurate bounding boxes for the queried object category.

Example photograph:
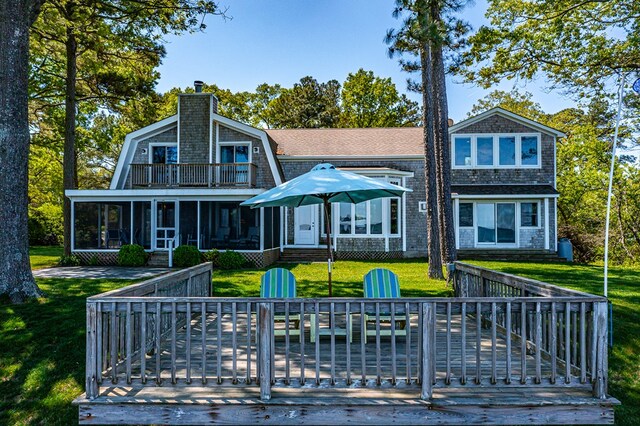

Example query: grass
[29,246,62,270]
[0,278,131,425]
[469,260,640,426]
[212,259,451,297]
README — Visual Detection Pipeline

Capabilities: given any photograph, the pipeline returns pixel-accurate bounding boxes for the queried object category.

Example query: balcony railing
[129,163,257,188]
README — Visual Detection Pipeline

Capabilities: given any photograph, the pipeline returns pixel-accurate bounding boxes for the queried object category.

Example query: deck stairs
[146,251,169,267]
[457,249,567,262]
[279,248,331,263]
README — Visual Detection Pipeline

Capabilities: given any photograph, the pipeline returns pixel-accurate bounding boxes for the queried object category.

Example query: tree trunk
[430,5,456,267]
[0,0,44,302]
[63,3,77,256]
[420,41,444,280]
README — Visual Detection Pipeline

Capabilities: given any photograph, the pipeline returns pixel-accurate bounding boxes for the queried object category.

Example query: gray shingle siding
[179,95,211,164]
[126,127,178,188]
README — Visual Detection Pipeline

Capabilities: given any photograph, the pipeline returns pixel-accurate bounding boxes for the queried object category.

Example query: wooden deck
[75,263,618,425]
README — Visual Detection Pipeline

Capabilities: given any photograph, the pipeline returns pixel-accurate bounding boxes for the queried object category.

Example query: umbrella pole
[324,198,333,297]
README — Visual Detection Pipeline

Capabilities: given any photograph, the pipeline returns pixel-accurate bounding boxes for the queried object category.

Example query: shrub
[217,250,246,270]
[173,245,202,268]
[58,255,80,267]
[88,255,100,266]
[117,244,147,267]
[203,249,220,266]
[29,203,63,246]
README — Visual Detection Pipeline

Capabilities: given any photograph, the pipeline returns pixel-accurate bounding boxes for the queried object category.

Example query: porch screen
[74,202,131,250]
[133,202,151,249]
[262,207,281,250]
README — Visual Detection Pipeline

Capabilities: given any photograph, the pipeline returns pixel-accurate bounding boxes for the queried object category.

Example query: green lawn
[0,278,131,425]
[2,258,638,425]
[29,245,62,270]
[469,260,640,426]
[212,259,451,297]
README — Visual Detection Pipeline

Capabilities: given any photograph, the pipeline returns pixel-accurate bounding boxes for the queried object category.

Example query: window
[390,199,400,235]
[451,134,540,168]
[339,203,351,234]
[220,144,249,163]
[521,202,539,227]
[454,137,472,166]
[151,145,177,164]
[498,136,516,166]
[477,136,494,166]
[370,199,383,234]
[459,203,473,227]
[355,203,367,234]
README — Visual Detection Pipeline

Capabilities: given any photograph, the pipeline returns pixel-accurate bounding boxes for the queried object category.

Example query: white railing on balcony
[129,163,257,188]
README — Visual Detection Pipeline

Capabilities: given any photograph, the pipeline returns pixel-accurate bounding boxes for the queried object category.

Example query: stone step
[147,252,169,267]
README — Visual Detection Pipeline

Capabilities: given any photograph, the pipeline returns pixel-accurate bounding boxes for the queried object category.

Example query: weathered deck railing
[129,163,257,188]
[84,262,609,404]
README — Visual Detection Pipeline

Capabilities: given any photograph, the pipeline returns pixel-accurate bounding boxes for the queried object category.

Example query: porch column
[544,198,550,250]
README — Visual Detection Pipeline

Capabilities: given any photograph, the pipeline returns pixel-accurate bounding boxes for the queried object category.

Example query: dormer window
[452,134,540,169]
[220,143,250,164]
[150,144,177,164]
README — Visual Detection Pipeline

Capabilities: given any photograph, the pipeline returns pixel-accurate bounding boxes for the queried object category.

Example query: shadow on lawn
[0,278,130,425]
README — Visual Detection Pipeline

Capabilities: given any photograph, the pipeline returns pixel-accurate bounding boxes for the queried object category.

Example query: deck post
[421,302,434,400]
[258,302,273,401]
[593,301,608,399]
[86,301,99,400]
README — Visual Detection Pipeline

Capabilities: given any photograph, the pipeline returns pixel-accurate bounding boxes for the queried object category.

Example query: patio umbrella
[241,163,411,296]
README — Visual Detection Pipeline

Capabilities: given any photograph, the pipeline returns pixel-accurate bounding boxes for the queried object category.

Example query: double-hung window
[452,134,540,168]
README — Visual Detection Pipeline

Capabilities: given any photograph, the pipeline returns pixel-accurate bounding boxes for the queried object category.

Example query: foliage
[173,245,202,268]
[459,0,640,99]
[57,255,81,267]
[340,69,420,127]
[266,76,341,128]
[28,203,63,246]
[203,249,220,266]
[117,244,147,267]
[216,250,247,270]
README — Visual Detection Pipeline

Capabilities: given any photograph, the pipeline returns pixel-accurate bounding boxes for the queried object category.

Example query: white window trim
[216,140,253,164]
[148,142,178,164]
[519,200,542,229]
[451,133,541,169]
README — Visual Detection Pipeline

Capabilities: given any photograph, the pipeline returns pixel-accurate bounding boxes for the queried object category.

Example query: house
[66,85,565,266]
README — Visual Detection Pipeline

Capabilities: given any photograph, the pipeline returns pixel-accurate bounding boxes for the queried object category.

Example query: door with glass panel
[150,145,178,186]
[154,201,177,250]
[219,144,249,185]
[476,203,516,246]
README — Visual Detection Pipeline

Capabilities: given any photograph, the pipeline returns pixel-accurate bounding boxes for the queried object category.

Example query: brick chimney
[178,81,218,163]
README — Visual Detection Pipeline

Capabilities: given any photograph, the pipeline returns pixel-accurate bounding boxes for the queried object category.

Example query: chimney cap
[194,80,204,93]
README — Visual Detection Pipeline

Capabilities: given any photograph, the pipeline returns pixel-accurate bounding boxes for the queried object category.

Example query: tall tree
[266,76,341,129]
[0,0,46,303]
[340,68,420,127]
[29,0,222,256]
[386,0,467,278]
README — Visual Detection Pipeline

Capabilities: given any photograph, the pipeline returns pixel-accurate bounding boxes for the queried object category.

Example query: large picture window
[451,134,540,168]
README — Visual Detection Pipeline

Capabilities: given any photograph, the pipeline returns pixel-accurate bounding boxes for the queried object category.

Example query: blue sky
[156,0,575,123]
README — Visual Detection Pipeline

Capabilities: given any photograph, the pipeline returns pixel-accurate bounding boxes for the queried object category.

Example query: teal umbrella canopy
[240,163,411,209]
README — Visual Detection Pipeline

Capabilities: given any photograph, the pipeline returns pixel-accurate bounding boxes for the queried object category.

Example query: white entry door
[294,205,317,246]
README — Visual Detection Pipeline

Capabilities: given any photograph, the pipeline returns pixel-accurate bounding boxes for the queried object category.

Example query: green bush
[117,244,147,267]
[173,245,202,268]
[58,255,80,267]
[217,250,246,270]
[203,249,220,266]
[29,203,63,246]
[88,255,99,266]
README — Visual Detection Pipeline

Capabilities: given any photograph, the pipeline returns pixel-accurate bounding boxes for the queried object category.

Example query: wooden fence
[84,262,608,404]
[129,163,257,188]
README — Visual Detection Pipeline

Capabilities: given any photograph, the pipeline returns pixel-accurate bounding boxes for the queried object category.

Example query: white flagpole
[603,72,626,298]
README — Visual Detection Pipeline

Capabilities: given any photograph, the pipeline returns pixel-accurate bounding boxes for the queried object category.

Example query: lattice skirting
[73,251,119,266]
[335,251,404,261]
[236,249,277,269]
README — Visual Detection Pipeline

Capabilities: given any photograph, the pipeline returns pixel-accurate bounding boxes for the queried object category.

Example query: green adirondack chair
[363,268,407,343]
[260,268,302,342]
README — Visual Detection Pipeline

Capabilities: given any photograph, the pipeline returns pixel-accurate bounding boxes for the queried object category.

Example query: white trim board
[452,194,559,199]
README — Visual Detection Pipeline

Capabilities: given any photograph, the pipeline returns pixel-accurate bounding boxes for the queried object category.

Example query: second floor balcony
[129,163,258,188]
